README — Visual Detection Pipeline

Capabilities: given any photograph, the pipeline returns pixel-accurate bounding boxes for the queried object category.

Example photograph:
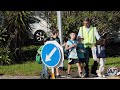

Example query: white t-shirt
[66,40,78,59]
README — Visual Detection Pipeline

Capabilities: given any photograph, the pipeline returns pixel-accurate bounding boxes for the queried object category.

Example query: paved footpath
[0,75,119,79]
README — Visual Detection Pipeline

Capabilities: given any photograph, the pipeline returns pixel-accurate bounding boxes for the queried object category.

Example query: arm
[95,29,101,40]
[62,43,66,47]
[65,41,76,50]
[80,44,85,53]
[77,27,82,38]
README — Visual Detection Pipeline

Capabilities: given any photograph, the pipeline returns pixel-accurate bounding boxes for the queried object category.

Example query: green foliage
[47,11,120,43]
[0,11,120,65]
[1,11,34,62]
[0,26,12,65]
[0,27,7,45]
[0,48,13,65]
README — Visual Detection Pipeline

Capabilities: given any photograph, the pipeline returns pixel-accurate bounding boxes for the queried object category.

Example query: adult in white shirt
[77,17,101,77]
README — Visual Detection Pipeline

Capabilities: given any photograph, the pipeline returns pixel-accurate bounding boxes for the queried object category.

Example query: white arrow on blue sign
[41,41,62,68]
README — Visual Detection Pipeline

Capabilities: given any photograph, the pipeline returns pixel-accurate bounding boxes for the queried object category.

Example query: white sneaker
[81,74,85,78]
[97,73,102,77]
[67,75,72,78]
[117,71,120,76]
[102,75,105,78]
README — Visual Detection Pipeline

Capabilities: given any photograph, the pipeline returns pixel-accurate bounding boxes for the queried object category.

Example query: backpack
[64,40,76,59]
[36,46,43,64]
[36,53,42,64]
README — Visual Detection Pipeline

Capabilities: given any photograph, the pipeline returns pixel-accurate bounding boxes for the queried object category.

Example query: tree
[2,11,34,62]
[46,11,120,44]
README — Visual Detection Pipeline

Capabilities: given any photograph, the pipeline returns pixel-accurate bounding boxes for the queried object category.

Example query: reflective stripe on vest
[79,26,96,48]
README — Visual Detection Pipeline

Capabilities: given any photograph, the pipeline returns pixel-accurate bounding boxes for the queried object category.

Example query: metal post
[57,11,64,69]
[57,11,63,45]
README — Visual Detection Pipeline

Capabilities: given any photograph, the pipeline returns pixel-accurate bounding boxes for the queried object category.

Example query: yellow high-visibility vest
[79,25,96,48]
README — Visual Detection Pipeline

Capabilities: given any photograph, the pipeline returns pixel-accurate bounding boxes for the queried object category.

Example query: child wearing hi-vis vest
[91,38,106,77]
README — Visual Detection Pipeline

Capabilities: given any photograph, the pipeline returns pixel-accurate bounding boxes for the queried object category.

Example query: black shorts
[68,58,79,65]
[79,58,85,63]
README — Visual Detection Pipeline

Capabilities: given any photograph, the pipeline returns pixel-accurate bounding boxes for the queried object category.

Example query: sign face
[107,67,118,76]
[41,41,62,68]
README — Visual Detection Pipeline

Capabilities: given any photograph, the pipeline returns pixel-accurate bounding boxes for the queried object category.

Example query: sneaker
[91,70,98,76]
[97,73,102,77]
[76,75,82,78]
[67,74,72,78]
[102,75,106,78]
[48,75,51,79]
[40,75,46,79]
[56,75,61,79]
[78,72,82,78]
[84,74,89,78]
[91,71,98,77]
[81,73,86,78]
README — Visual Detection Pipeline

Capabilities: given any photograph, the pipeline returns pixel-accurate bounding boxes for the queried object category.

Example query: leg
[91,48,98,75]
[67,64,71,75]
[76,62,82,76]
[96,58,105,77]
[40,63,46,79]
[91,61,98,75]
[55,67,61,78]
[81,63,84,72]
[81,63,85,72]
[84,48,90,77]
[99,58,105,74]
[56,67,59,76]
[44,65,48,78]
[81,63,86,77]
[67,58,74,78]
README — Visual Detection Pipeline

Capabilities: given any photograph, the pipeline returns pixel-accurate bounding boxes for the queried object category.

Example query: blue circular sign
[41,43,61,67]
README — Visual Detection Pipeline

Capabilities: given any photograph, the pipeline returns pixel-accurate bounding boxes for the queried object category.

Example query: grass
[0,61,42,76]
[0,57,120,76]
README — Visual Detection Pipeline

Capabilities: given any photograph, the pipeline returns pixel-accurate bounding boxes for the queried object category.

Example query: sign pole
[57,11,64,69]
[51,67,55,79]
[41,41,63,79]
[57,11,63,45]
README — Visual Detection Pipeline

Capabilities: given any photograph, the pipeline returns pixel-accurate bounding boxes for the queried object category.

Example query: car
[28,16,52,43]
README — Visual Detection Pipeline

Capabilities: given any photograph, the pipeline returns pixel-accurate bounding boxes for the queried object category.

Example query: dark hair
[52,30,59,35]
[44,37,50,42]
[96,38,106,46]
[83,17,91,22]
[50,26,59,35]
[63,38,68,42]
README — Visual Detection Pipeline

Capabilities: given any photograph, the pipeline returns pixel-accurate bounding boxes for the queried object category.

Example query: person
[37,38,50,79]
[95,38,106,77]
[65,32,82,78]
[62,38,69,59]
[77,17,101,77]
[48,27,62,78]
[76,36,86,77]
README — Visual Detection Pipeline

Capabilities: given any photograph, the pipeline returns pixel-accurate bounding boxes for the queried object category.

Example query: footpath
[0,75,119,79]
